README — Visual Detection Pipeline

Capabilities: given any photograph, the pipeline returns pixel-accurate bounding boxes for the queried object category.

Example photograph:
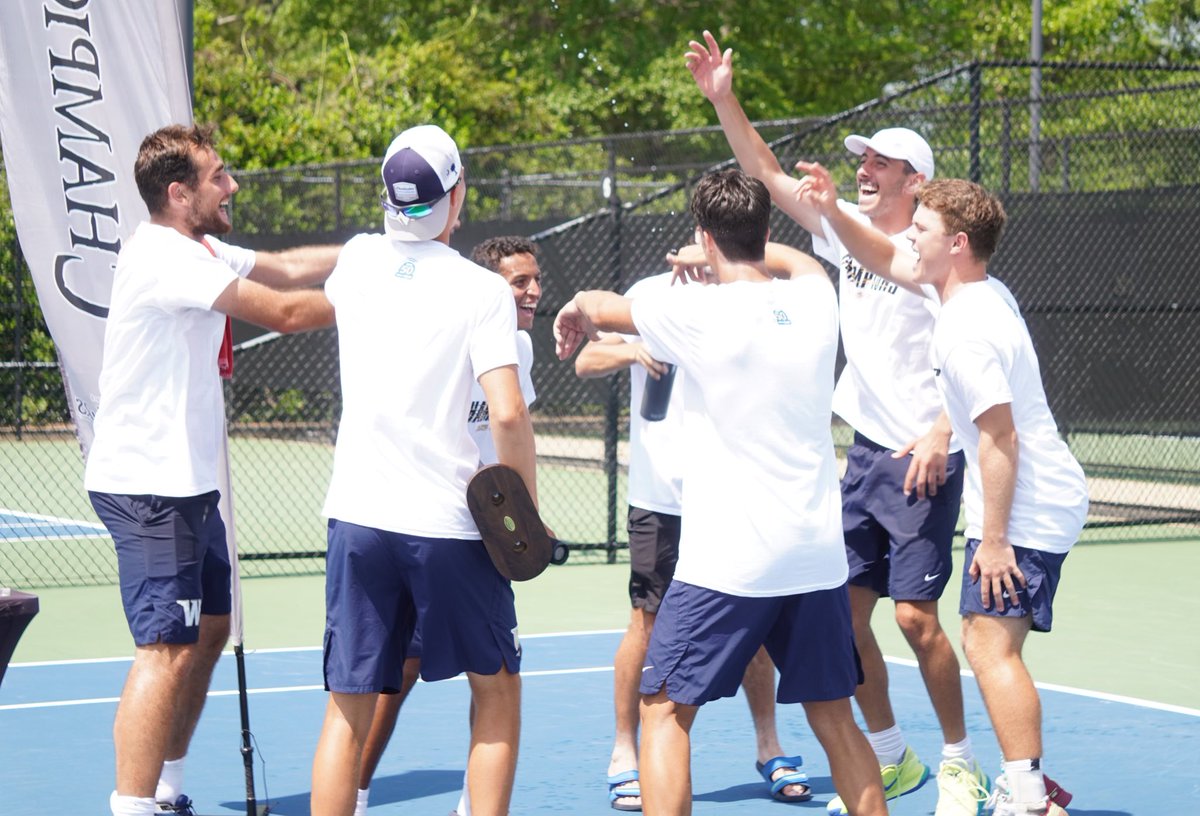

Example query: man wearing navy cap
[310,124,537,816]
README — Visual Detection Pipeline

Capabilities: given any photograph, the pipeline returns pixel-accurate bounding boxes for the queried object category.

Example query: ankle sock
[942,737,975,764]
[1002,758,1047,801]
[866,725,907,767]
[110,791,157,816]
[155,757,184,804]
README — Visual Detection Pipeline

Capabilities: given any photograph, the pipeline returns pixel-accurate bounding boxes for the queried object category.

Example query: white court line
[7,636,1196,717]
[0,665,617,711]
[883,655,1200,717]
[9,629,629,668]
[0,507,107,528]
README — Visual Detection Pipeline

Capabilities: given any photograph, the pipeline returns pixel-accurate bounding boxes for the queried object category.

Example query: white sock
[457,769,472,816]
[1002,759,1047,802]
[155,757,185,804]
[866,725,906,766]
[354,787,369,816]
[110,791,158,816]
[942,737,975,764]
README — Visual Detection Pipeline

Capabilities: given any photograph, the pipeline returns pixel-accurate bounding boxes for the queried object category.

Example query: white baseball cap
[844,128,935,180]
[380,124,463,241]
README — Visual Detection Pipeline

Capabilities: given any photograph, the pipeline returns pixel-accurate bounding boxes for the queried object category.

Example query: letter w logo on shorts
[176,599,202,627]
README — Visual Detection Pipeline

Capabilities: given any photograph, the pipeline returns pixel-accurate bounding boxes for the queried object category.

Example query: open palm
[686,30,733,101]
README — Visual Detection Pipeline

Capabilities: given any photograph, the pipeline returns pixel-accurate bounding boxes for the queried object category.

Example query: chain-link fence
[2,61,1199,587]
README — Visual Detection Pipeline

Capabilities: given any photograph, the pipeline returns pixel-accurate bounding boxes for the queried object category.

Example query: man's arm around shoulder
[248,244,342,289]
[212,276,334,334]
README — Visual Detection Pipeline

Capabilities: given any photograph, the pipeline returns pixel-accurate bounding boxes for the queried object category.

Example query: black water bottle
[639,364,677,422]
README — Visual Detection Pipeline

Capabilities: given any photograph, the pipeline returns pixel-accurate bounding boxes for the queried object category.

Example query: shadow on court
[234,768,463,815]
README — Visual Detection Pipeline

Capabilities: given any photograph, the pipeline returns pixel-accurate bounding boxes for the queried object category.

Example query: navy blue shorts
[639,581,862,706]
[323,519,520,694]
[842,433,965,601]
[627,506,681,613]
[89,490,231,646]
[959,539,1068,633]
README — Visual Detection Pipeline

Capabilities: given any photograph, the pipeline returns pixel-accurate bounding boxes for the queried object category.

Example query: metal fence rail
[2,61,1199,587]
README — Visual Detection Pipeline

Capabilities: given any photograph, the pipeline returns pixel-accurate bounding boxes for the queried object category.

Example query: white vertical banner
[0,0,192,453]
[0,2,247,646]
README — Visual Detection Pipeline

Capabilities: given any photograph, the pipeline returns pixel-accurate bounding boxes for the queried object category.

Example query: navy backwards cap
[380,124,462,241]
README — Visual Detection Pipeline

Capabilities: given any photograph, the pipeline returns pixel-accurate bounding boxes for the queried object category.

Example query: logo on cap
[391,182,420,204]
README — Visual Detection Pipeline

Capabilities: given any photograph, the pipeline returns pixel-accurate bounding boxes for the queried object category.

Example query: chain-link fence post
[603,139,622,563]
[969,63,983,183]
[12,233,24,440]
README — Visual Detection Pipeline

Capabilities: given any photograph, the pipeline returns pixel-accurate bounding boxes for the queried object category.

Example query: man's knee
[961,614,1027,670]
[469,666,522,708]
[197,613,231,657]
[800,697,856,741]
[894,601,943,650]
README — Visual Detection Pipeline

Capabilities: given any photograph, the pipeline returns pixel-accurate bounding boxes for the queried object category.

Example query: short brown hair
[470,235,538,272]
[916,179,1008,263]
[134,124,217,214]
[689,168,770,263]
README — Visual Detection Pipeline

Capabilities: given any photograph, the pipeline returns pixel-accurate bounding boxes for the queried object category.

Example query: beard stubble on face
[188,197,232,237]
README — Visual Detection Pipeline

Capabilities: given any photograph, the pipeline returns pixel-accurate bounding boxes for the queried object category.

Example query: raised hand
[685,30,734,103]
[794,160,840,217]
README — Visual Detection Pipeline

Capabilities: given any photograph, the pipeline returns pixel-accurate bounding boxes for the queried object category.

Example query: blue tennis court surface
[2,631,1195,814]
[0,508,107,540]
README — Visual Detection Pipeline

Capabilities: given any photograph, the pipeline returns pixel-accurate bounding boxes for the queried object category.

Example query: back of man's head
[689,168,770,263]
[134,124,215,215]
[471,235,538,272]
[381,124,463,242]
[917,179,1008,263]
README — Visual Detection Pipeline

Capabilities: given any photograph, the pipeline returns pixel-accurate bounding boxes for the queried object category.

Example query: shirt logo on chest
[395,259,416,279]
[843,257,898,295]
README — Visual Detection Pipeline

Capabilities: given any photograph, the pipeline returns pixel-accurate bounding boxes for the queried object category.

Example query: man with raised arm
[687,30,982,816]
[796,165,1083,816]
[85,124,338,816]
[555,168,886,816]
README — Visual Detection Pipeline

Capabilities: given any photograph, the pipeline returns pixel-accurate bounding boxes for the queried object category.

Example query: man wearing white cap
[310,124,537,816]
[687,30,985,816]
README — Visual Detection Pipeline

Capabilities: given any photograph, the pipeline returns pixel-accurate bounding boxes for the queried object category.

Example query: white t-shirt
[934,277,1087,553]
[84,223,255,496]
[813,201,956,452]
[322,235,519,538]
[631,276,847,597]
[622,274,686,515]
[468,329,536,466]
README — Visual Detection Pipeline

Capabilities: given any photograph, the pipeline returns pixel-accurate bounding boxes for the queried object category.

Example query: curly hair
[470,235,538,272]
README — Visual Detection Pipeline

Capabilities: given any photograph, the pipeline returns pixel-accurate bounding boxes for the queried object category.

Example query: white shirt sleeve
[630,285,707,369]
[940,339,1013,421]
[470,278,520,380]
[151,242,240,311]
[205,235,257,278]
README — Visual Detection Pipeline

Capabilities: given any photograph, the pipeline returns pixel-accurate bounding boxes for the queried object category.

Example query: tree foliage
[192,0,1200,167]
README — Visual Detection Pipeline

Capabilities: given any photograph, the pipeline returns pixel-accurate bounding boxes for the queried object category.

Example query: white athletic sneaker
[935,758,991,816]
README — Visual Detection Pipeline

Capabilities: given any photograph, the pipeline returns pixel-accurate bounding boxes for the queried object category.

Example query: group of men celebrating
[85,27,1084,816]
